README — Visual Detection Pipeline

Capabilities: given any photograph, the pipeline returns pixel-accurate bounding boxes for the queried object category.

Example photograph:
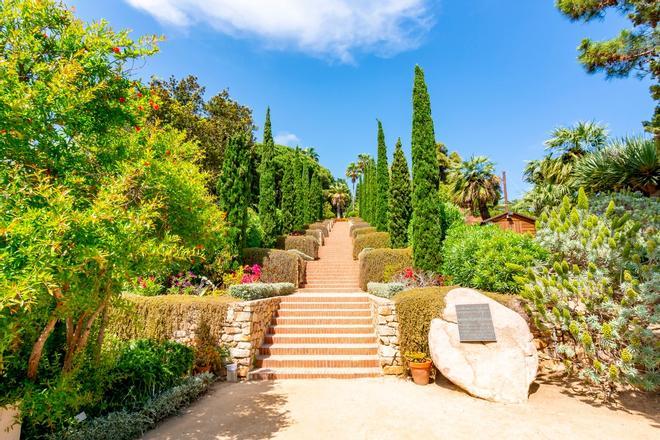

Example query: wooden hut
[481,212,536,235]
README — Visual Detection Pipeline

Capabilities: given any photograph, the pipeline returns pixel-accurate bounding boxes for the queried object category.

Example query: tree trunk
[351,181,356,212]
[63,299,108,374]
[479,203,491,221]
[27,316,58,380]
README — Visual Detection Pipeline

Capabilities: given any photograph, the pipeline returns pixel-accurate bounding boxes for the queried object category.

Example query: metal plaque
[455,304,497,342]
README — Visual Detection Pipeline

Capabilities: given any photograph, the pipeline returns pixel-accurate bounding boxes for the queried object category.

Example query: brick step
[259,344,378,355]
[280,296,368,303]
[248,367,382,380]
[256,354,380,368]
[268,324,375,334]
[272,317,372,325]
[264,334,377,344]
[278,302,369,310]
[276,309,371,317]
[301,285,360,290]
[297,288,361,293]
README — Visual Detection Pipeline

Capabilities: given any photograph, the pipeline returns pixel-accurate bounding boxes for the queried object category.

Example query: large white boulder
[428,288,537,404]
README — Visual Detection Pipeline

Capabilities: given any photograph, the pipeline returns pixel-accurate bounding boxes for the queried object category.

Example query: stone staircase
[249,222,382,379]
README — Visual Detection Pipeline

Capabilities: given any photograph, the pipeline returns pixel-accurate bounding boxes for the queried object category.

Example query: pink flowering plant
[241,264,261,284]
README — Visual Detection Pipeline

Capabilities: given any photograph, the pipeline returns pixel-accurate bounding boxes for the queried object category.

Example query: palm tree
[451,156,501,220]
[345,162,359,212]
[545,121,608,158]
[302,147,319,162]
[327,182,350,218]
[574,136,659,196]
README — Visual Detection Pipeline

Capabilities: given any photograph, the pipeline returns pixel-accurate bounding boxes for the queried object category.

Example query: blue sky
[72,0,653,197]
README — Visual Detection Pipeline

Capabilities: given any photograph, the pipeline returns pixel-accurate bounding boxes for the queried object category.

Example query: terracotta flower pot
[195,365,212,374]
[408,360,432,385]
[0,405,21,440]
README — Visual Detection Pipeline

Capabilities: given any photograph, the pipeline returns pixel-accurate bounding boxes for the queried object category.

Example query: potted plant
[0,403,21,440]
[193,321,222,375]
[405,352,433,385]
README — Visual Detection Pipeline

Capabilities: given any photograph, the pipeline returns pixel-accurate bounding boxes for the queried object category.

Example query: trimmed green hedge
[352,232,391,260]
[305,229,324,246]
[285,235,319,259]
[352,226,377,239]
[243,247,304,286]
[107,294,236,342]
[358,248,412,291]
[394,287,518,356]
[442,224,547,293]
[307,222,329,237]
[349,221,371,235]
[228,282,295,300]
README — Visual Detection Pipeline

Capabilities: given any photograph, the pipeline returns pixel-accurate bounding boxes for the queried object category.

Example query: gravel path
[142,376,658,439]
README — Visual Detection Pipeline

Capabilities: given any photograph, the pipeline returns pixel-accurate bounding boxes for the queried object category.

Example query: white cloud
[124,0,434,62]
[274,131,301,146]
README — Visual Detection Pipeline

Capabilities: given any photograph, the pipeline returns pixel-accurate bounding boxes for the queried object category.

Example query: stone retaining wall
[367,294,403,375]
[171,297,282,378]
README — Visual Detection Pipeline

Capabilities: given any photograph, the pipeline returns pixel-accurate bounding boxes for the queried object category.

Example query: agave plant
[573,136,658,196]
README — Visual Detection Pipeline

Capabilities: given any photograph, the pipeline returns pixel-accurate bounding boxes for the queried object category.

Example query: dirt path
[142,376,658,440]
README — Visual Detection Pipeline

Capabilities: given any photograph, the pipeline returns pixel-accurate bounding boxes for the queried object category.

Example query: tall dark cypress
[309,172,322,222]
[301,160,310,225]
[218,133,251,257]
[388,138,412,248]
[258,107,278,246]
[293,153,305,230]
[280,161,295,234]
[411,65,443,271]
[375,120,389,231]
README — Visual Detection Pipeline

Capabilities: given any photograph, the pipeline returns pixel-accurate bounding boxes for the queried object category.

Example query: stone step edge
[260,343,378,349]
[256,354,379,360]
[248,367,383,378]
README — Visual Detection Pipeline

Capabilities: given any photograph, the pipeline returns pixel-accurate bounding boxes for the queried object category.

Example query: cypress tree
[218,133,251,257]
[293,153,305,230]
[309,172,322,222]
[301,160,310,225]
[280,161,295,233]
[375,120,389,231]
[411,65,443,271]
[258,107,278,247]
[388,138,412,248]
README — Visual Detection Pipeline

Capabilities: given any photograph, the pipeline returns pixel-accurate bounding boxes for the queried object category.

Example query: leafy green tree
[218,133,252,255]
[375,120,390,231]
[388,138,412,248]
[328,181,350,218]
[556,0,659,135]
[258,107,278,246]
[0,0,228,398]
[451,156,502,220]
[280,161,296,233]
[574,136,658,195]
[410,66,443,271]
[149,76,255,186]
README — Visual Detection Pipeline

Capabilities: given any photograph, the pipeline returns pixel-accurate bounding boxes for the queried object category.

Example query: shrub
[305,229,324,246]
[352,226,377,238]
[308,222,329,237]
[515,190,659,394]
[442,224,547,293]
[242,248,304,286]
[245,208,265,248]
[358,248,412,291]
[349,221,371,235]
[285,235,319,259]
[228,282,295,301]
[193,321,223,374]
[104,339,194,410]
[391,267,447,288]
[107,294,235,342]
[394,287,517,357]
[367,282,406,298]
[353,232,391,260]
[54,373,214,440]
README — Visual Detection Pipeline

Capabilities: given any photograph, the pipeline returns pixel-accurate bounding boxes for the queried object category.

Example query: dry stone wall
[367,294,403,375]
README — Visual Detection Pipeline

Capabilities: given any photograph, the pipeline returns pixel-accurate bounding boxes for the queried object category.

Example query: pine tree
[258,107,278,247]
[388,138,412,248]
[309,172,322,222]
[280,161,295,233]
[411,65,443,271]
[293,153,305,230]
[218,133,252,256]
[375,120,389,231]
[301,160,310,225]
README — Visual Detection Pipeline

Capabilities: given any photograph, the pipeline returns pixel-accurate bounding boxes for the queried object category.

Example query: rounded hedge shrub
[442,224,547,293]
[358,248,412,291]
[284,235,319,259]
[243,248,304,286]
[352,226,377,239]
[353,232,391,260]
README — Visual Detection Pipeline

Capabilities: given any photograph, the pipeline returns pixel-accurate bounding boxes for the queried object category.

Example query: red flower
[144,161,150,167]
[112,47,121,54]
[137,92,143,98]
[404,268,414,279]
[165,149,171,156]
[138,105,143,111]
[195,244,204,250]
[151,103,159,110]
[118,97,126,103]
[134,126,141,132]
